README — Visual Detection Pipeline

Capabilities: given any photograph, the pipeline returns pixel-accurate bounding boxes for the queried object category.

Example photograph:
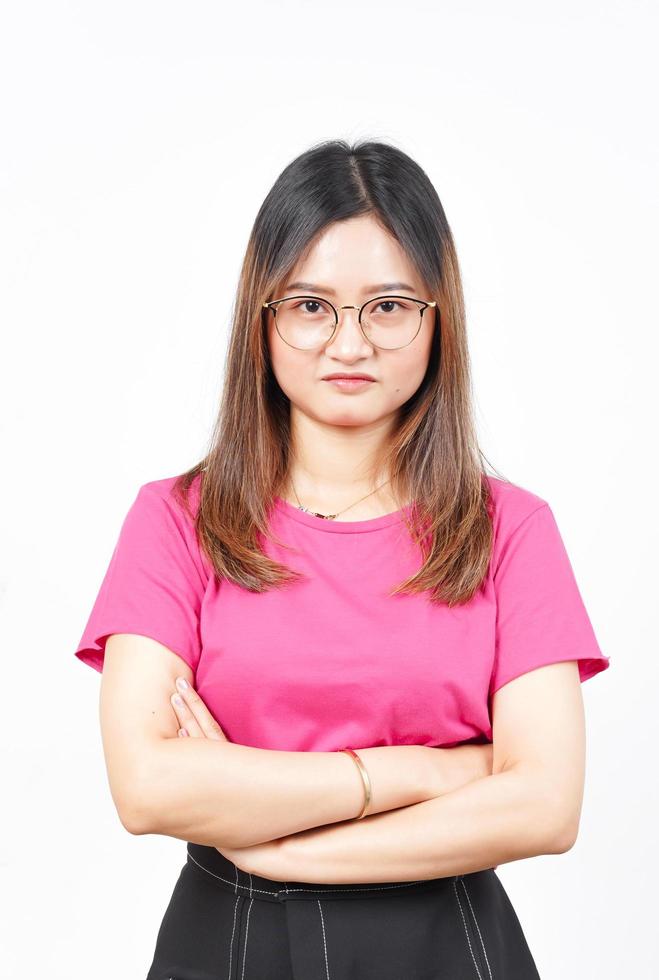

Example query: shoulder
[137,471,203,523]
[484,474,549,530]
[484,475,552,568]
[128,471,209,572]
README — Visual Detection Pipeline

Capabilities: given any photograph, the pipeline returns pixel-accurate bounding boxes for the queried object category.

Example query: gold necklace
[291,479,392,520]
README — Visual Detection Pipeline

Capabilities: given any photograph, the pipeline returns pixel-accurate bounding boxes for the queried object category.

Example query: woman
[74,139,610,980]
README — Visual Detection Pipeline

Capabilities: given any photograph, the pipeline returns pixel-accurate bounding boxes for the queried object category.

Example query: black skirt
[146,842,541,979]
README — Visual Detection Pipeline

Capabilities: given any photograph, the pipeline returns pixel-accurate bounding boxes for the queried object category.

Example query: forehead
[282,217,423,296]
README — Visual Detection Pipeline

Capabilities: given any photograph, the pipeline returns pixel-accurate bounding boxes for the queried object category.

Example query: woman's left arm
[223,660,585,883]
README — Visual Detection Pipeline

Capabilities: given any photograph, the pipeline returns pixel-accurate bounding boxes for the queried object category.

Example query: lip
[322,373,376,381]
[322,374,376,392]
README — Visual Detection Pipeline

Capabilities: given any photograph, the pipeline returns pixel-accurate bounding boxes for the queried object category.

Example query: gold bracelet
[338,747,372,819]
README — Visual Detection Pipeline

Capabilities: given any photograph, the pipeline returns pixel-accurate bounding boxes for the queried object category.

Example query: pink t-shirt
[73,473,610,750]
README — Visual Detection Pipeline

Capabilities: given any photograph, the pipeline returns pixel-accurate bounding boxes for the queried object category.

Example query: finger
[174,678,226,740]
[171,693,205,737]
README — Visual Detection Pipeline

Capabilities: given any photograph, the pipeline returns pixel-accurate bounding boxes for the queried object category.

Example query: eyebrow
[283,280,417,295]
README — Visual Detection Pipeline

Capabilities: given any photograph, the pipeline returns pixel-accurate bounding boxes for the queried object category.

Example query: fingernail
[178,728,188,737]
[172,694,183,706]
[176,677,189,691]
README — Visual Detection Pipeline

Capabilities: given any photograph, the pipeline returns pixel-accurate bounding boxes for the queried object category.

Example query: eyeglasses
[262,294,438,351]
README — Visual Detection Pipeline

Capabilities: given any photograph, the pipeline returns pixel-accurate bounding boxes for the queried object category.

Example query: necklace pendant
[291,477,391,522]
[297,504,338,519]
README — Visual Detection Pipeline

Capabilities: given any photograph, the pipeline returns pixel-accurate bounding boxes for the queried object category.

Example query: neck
[286,407,395,493]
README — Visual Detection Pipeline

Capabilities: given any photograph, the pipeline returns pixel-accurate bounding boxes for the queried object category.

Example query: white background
[1,1,657,977]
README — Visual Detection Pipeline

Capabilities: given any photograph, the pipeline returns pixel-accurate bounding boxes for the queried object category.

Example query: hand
[170,676,227,741]
[217,835,290,882]
[169,677,288,876]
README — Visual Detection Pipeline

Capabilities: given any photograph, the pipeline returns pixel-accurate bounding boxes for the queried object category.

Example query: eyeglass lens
[273,296,424,350]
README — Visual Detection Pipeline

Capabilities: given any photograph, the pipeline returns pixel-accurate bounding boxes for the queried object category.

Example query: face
[265,214,436,431]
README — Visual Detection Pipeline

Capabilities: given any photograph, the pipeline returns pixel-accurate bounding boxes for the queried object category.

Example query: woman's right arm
[100,633,491,849]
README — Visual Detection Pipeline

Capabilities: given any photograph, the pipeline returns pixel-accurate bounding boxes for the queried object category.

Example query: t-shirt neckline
[273,495,412,533]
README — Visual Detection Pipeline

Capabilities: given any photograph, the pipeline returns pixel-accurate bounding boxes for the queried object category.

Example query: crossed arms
[97,634,584,882]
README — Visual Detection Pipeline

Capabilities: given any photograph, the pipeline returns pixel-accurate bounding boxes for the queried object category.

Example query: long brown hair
[173,138,508,605]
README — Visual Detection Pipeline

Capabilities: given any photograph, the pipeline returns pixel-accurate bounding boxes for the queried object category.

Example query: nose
[327,305,372,354]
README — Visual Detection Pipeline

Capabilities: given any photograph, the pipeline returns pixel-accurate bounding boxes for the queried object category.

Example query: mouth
[322,373,376,392]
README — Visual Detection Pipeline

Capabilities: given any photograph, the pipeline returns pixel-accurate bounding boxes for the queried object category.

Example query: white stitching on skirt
[453,877,483,980]
[460,876,493,980]
[317,899,331,980]
[227,894,240,980]
[187,852,427,896]
[240,896,254,980]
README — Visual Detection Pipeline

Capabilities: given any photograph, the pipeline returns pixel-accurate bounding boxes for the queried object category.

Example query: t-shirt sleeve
[73,482,209,675]
[490,502,610,696]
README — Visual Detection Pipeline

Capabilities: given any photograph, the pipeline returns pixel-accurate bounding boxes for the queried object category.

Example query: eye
[376,300,400,313]
[289,299,327,314]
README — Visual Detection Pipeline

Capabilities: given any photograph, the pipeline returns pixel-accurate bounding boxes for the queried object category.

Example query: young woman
[74,139,610,980]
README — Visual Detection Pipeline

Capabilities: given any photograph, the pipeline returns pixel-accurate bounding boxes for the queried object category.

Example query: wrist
[357,744,432,812]
[336,747,372,818]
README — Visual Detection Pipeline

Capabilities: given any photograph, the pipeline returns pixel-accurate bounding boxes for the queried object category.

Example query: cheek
[391,330,434,396]
[268,333,314,400]
[271,356,306,399]
[388,355,429,399]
